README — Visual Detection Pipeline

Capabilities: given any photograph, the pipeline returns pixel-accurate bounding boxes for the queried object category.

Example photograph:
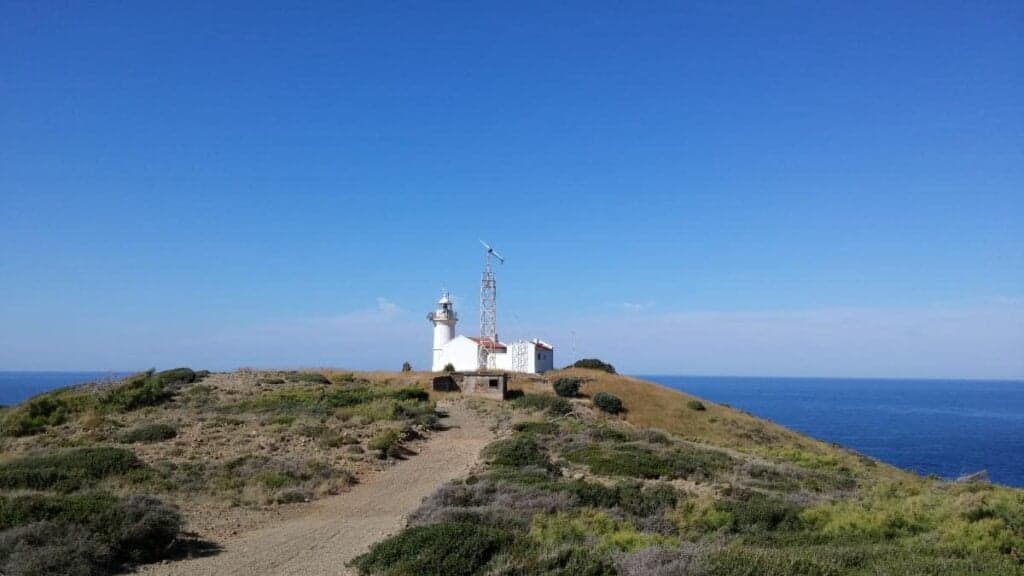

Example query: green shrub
[485,436,554,470]
[104,370,174,411]
[402,362,413,372]
[369,429,403,459]
[511,394,572,416]
[287,372,330,385]
[352,522,511,576]
[122,423,178,444]
[512,421,560,435]
[0,447,140,491]
[686,400,706,411]
[0,492,181,568]
[529,509,670,553]
[0,395,71,437]
[590,425,632,442]
[706,542,1021,576]
[571,359,616,374]
[553,378,582,398]
[592,393,623,414]
[708,545,842,576]
[153,368,198,386]
[260,377,286,385]
[564,444,731,481]
[715,490,804,534]
[0,521,111,576]
[245,385,430,417]
[443,363,456,373]
[391,388,430,402]
[488,541,616,576]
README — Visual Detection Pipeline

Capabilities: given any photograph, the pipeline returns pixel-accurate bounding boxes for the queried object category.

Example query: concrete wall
[458,373,508,400]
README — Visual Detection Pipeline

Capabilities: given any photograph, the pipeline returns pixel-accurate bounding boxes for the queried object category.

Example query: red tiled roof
[533,341,553,351]
[469,336,507,350]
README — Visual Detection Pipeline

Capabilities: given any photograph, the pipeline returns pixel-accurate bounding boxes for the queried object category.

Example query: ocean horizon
[2,370,1022,487]
[644,374,1024,488]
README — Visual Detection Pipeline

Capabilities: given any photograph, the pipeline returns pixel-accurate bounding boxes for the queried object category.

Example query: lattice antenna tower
[478,240,504,370]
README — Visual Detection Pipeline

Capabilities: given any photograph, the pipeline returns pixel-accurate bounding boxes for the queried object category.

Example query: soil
[137,399,493,576]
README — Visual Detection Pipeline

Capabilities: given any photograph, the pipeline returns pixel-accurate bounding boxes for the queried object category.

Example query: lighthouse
[427,291,458,371]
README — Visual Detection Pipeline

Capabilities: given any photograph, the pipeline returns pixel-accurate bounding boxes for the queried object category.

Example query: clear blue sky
[2,1,1022,378]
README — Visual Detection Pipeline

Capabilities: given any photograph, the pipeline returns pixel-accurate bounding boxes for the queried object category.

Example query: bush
[485,436,554,470]
[122,423,178,444]
[0,448,140,491]
[352,522,511,575]
[529,509,670,553]
[0,492,181,568]
[443,363,456,373]
[104,370,175,411]
[153,368,198,386]
[571,359,616,374]
[1,395,71,437]
[564,444,731,481]
[489,541,616,575]
[287,372,330,385]
[511,394,572,416]
[715,490,804,534]
[512,421,560,435]
[402,362,413,372]
[592,393,623,415]
[245,385,431,417]
[686,400,706,411]
[553,378,582,398]
[369,429,403,459]
[0,521,111,576]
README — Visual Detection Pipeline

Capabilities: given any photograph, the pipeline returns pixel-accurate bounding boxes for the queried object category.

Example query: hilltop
[0,367,1021,575]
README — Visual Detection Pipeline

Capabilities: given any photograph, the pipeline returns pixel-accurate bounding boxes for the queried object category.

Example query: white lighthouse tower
[427,291,458,371]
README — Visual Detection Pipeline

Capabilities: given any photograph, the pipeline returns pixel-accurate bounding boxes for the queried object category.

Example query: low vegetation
[593,392,623,414]
[353,368,1024,575]
[1,368,205,437]
[511,394,572,416]
[552,378,581,398]
[571,358,616,374]
[121,422,177,444]
[0,367,442,574]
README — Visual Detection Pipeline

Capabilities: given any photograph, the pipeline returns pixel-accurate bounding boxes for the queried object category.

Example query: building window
[489,379,499,388]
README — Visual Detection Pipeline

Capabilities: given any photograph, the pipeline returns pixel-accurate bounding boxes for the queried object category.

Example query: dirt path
[140,400,492,576]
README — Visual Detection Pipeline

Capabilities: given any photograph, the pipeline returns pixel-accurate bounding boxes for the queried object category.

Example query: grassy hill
[355,368,1024,575]
[0,368,438,575]
[0,367,1020,575]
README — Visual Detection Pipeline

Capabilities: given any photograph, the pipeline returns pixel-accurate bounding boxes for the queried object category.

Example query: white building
[428,292,554,373]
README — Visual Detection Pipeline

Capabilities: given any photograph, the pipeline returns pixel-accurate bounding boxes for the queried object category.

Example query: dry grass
[511,369,915,487]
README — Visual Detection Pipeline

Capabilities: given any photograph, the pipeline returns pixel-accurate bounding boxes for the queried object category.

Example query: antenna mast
[478,240,504,370]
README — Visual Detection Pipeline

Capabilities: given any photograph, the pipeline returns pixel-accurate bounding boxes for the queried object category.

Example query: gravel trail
[139,400,491,576]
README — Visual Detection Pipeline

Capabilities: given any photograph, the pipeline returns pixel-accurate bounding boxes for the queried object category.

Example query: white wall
[439,336,553,374]
[535,345,554,373]
[441,336,484,372]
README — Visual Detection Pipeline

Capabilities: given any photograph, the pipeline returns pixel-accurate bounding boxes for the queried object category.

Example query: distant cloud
[622,302,654,313]
[375,297,401,316]
[557,301,1024,380]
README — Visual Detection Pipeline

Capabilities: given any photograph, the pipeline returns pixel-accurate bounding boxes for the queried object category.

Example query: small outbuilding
[432,371,509,401]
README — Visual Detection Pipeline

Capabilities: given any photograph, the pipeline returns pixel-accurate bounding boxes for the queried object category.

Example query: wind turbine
[480,240,505,265]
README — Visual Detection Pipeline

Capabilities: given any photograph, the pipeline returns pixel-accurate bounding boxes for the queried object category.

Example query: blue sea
[643,376,1024,488]
[0,371,131,406]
